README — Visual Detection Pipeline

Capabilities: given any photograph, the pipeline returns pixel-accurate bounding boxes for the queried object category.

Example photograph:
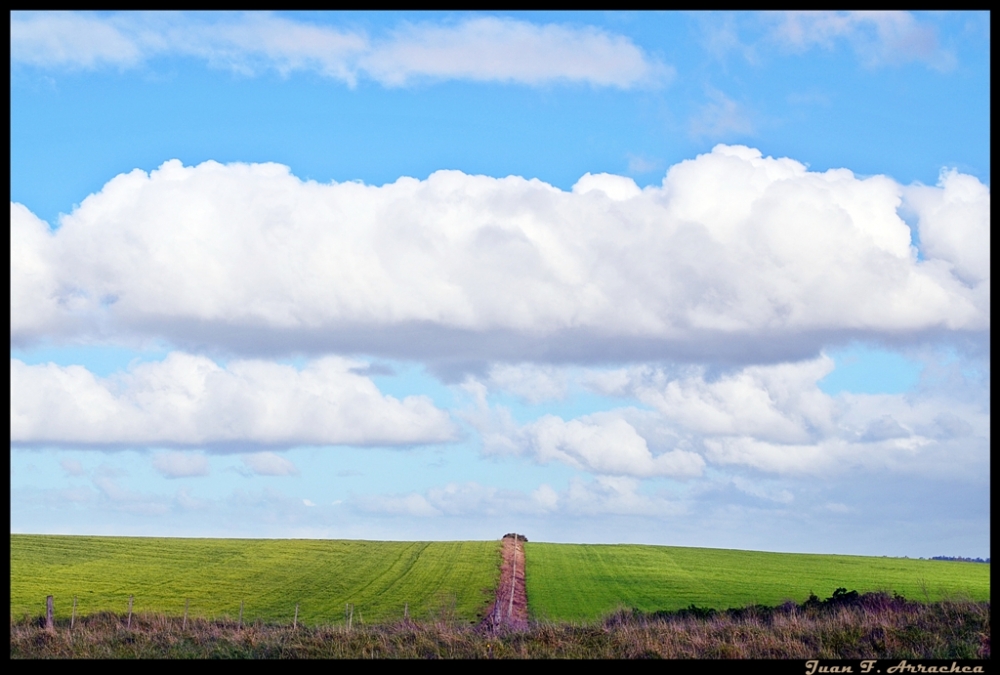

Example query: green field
[524,543,991,623]
[12,536,990,628]
[10,535,501,626]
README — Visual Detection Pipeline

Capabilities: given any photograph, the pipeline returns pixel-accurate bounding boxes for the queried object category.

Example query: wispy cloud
[152,451,210,478]
[689,88,755,139]
[352,477,685,519]
[10,12,670,88]
[243,451,299,476]
[768,11,957,71]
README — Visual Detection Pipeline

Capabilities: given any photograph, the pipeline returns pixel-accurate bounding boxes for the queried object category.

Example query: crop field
[10,535,500,626]
[524,543,990,623]
[12,535,989,630]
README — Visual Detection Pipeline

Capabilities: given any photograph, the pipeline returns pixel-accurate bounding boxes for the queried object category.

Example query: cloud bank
[465,355,988,481]
[11,12,667,88]
[11,146,989,368]
[11,353,455,448]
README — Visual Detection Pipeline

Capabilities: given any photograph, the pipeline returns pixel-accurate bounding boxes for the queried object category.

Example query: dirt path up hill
[481,534,529,632]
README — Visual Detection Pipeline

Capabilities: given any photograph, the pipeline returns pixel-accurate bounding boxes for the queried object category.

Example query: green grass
[10,535,501,627]
[524,543,991,623]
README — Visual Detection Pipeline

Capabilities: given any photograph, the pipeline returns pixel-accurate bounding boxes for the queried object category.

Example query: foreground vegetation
[11,592,989,659]
[10,535,500,626]
[525,542,991,623]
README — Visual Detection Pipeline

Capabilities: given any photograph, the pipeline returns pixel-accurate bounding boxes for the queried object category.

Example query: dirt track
[481,535,528,632]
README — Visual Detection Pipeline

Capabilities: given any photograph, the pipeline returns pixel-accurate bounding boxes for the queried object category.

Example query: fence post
[239,600,244,629]
[294,604,299,630]
[127,595,134,629]
[183,599,189,630]
[71,597,77,630]
[45,596,54,632]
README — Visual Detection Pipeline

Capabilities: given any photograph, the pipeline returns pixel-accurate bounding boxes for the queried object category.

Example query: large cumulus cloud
[10,146,989,368]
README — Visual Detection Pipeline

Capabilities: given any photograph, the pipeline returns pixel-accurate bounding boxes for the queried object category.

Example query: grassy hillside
[10,535,501,626]
[524,543,990,623]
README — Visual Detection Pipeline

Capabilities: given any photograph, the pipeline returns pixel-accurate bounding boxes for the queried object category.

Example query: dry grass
[10,592,989,659]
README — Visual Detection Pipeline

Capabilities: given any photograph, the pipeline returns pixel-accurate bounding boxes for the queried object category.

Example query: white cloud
[152,451,210,478]
[243,451,299,476]
[11,12,144,69]
[572,172,642,200]
[360,17,668,88]
[903,169,991,288]
[10,203,68,341]
[612,357,838,444]
[517,415,705,478]
[487,363,567,404]
[562,475,685,517]
[583,354,988,479]
[10,12,667,88]
[769,11,956,70]
[10,147,988,364]
[471,353,988,481]
[10,353,456,447]
[464,387,705,479]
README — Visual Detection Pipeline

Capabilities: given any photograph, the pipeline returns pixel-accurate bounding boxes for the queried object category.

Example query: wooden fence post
[45,596,54,632]
[239,600,244,629]
[127,595,134,629]
[293,604,298,630]
[183,599,189,630]
[71,597,77,630]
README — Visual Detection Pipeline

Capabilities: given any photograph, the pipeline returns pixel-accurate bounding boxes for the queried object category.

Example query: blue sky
[10,11,990,557]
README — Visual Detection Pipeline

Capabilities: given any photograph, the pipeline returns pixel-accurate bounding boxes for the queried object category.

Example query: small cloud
[303,498,316,507]
[60,458,85,476]
[152,451,209,478]
[243,451,299,476]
